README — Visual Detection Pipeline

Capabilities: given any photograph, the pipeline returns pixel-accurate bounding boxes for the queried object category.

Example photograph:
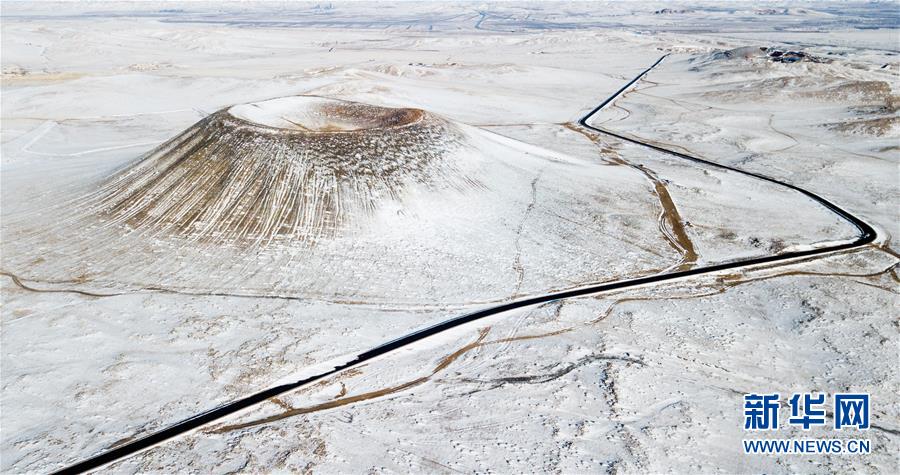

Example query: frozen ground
[1,1,898,474]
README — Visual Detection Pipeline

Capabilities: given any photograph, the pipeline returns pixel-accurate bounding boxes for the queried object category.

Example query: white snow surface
[1,1,897,473]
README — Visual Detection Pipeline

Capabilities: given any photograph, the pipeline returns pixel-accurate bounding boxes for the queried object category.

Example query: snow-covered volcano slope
[1,95,673,304]
[86,96,465,245]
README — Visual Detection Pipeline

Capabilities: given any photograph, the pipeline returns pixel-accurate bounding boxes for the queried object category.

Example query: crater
[227,96,425,132]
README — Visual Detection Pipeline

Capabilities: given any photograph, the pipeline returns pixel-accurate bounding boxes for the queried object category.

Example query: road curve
[52,55,877,475]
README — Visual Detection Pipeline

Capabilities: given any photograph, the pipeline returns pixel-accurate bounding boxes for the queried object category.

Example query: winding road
[52,55,877,474]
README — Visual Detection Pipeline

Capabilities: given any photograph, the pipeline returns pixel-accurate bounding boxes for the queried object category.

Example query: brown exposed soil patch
[704,77,892,106]
[827,115,899,137]
[316,102,424,131]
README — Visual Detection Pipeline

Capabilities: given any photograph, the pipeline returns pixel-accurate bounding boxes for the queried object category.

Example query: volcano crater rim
[226,96,425,134]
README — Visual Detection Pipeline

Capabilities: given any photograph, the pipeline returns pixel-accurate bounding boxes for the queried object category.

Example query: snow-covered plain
[1,1,897,473]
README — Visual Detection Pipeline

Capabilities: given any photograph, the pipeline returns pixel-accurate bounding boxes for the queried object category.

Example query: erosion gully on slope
[51,54,877,474]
